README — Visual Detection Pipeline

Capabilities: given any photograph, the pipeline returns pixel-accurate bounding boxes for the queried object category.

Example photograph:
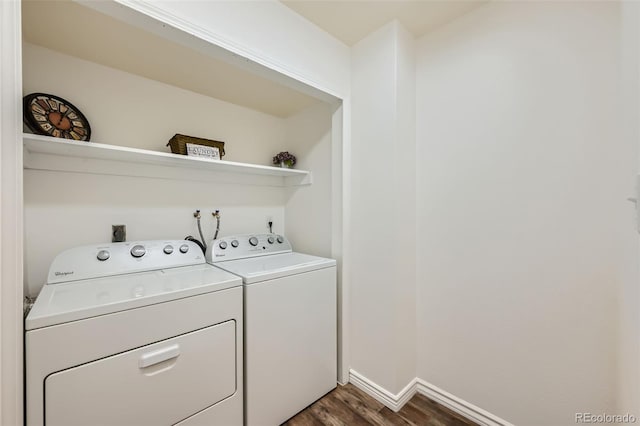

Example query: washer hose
[185,236,206,254]
[184,210,207,254]
[194,210,207,252]
[212,210,221,240]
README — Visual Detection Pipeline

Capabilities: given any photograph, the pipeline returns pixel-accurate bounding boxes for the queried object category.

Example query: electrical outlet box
[112,225,126,242]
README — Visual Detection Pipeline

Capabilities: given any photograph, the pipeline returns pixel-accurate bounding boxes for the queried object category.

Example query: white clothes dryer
[206,234,337,426]
[25,240,243,426]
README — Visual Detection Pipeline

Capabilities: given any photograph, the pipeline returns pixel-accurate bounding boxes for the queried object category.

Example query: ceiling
[22,0,487,118]
[22,0,319,118]
[281,0,487,46]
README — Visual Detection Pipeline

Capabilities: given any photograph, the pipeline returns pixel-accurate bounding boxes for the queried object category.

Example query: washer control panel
[206,234,292,262]
[47,240,204,284]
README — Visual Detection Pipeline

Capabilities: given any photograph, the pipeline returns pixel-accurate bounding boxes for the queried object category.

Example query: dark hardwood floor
[283,384,478,426]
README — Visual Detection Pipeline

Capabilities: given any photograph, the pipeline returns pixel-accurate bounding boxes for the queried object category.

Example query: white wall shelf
[23,134,312,187]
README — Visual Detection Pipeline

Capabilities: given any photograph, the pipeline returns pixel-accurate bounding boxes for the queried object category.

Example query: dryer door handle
[139,344,180,368]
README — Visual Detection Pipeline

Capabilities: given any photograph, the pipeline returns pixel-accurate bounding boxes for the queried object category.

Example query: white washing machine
[206,234,337,426]
[25,240,244,426]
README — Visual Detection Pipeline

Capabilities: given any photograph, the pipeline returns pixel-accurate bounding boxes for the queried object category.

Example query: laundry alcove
[20,0,343,311]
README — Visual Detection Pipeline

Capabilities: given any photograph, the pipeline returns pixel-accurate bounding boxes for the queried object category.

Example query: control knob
[130,245,146,258]
[219,241,228,250]
[163,245,174,254]
[231,240,239,248]
[267,236,275,244]
[277,235,284,244]
[249,236,259,246]
[179,244,189,254]
[97,250,110,261]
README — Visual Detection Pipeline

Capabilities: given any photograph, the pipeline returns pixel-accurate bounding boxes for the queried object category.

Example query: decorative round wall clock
[23,93,91,141]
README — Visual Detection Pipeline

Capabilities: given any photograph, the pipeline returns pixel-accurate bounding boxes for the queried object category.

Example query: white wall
[23,43,289,296]
[284,102,333,258]
[350,21,416,394]
[23,43,287,165]
[135,0,351,98]
[393,24,417,391]
[416,2,630,424]
[0,1,23,424]
[619,1,640,419]
[24,170,286,297]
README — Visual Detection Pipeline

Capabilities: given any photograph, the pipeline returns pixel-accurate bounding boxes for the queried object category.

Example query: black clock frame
[23,93,91,141]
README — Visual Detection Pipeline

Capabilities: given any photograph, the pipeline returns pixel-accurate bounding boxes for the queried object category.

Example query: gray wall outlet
[112,225,126,242]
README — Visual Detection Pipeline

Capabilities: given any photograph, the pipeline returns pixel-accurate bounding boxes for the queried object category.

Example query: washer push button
[96,250,110,261]
[130,245,146,258]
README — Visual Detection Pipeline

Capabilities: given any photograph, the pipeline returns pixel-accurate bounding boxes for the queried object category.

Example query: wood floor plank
[331,385,391,425]
[424,416,448,426]
[410,394,475,425]
[306,397,348,426]
[316,391,372,425]
[284,408,325,426]
[284,384,480,426]
[339,384,385,412]
[379,407,415,426]
[396,400,436,425]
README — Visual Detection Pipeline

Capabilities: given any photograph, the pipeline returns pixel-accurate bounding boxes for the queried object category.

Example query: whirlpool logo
[54,271,74,277]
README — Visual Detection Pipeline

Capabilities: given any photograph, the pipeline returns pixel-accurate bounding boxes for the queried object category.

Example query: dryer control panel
[206,234,292,263]
[47,240,204,284]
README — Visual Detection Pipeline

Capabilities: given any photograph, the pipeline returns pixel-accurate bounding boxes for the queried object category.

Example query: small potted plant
[273,151,296,168]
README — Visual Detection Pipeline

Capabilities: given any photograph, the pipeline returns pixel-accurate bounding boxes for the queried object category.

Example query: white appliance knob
[277,236,284,243]
[97,250,110,261]
[163,245,174,254]
[130,245,146,258]
[267,236,275,244]
[179,244,189,254]
[219,241,228,249]
[231,240,239,248]
[249,236,259,246]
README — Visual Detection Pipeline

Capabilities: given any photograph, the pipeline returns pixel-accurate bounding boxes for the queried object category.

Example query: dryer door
[44,320,236,426]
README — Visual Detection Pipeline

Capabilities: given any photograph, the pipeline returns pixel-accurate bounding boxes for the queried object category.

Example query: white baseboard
[416,379,514,426]
[349,369,417,412]
[348,370,513,425]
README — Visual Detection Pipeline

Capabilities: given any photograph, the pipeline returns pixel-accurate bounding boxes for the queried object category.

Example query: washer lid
[25,264,241,330]
[214,252,336,284]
